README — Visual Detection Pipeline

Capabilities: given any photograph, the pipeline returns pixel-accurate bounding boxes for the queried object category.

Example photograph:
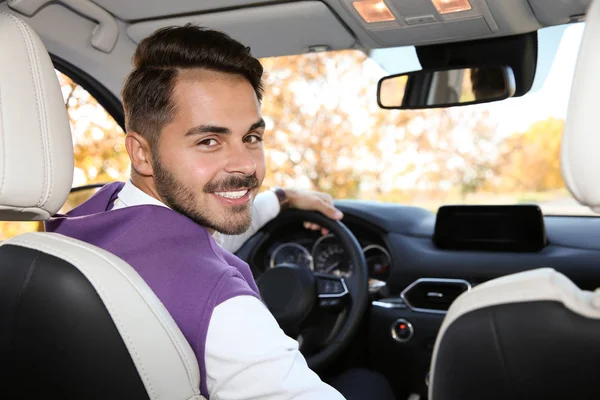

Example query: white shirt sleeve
[205,295,346,400]
[219,191,281,253]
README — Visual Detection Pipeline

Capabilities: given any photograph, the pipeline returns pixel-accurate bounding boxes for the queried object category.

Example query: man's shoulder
[49,202,258,295]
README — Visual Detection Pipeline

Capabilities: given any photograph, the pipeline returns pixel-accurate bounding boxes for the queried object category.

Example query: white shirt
[113,180,345,400]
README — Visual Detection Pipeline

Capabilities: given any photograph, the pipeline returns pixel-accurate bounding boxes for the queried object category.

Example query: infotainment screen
[433,205,547,252]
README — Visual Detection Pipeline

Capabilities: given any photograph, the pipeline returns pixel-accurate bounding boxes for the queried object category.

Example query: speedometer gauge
[363,244,391,279]
[312,235,353,277]
[269,243,313,270]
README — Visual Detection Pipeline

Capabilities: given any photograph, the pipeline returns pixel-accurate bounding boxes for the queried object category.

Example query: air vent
[401,278,471,314]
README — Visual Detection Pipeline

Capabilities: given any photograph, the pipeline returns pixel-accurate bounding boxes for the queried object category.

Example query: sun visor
[126,1,356,58]
[93,0,272,21]
[527,0,590,26]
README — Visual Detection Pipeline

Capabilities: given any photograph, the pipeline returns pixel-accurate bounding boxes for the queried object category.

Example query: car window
[259,22,591,216]
[59,71,129,210]
[0,71,129,240]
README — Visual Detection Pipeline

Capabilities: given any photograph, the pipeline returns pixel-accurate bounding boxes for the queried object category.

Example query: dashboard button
[391,318,414,343]
[331,280,344,294]
[317,277,346,295]
[319,298,341,307]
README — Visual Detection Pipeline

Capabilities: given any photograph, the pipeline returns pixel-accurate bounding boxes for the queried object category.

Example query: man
[470,67,507,100]
[47,24,395,399]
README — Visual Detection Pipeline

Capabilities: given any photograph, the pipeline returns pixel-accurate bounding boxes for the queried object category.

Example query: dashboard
[240,198,600,296]
[236,199,600,398]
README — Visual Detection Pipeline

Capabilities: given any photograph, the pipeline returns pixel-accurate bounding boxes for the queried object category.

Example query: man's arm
[205,295,345,400]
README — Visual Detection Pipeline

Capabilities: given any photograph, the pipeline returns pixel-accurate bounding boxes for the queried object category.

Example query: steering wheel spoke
[314,272,349,308]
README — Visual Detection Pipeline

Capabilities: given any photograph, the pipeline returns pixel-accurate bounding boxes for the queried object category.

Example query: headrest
[561,0,600,212]
[0,12,74,221]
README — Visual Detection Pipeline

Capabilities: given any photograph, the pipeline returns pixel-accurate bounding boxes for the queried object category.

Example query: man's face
[152,69,266,235]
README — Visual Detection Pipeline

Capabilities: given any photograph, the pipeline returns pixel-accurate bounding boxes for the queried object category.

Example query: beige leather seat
[428,2,600,399]
[0,11,203,400]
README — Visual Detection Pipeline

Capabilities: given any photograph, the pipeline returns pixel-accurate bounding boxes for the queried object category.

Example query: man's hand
[282,189,343,235]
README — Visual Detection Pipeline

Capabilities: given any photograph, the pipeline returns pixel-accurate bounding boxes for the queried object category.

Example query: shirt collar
[117,180,170,209]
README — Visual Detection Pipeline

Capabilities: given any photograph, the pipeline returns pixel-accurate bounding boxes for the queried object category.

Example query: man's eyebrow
[249,119,266,132]
[184,118,265,137]
[185,125,231,137]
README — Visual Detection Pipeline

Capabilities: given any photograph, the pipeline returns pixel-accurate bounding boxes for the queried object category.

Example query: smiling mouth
[213,189,250,199]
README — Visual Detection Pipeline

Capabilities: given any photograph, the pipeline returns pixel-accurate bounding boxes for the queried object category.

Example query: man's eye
[198,138,219,147]
[245,134,263,144]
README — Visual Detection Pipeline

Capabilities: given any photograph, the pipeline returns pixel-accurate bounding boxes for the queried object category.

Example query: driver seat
[0,12,203,399]
[429,1,600,399]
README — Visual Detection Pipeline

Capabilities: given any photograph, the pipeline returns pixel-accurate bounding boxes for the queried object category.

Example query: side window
[58,71,129,211]
[0,70,129,240]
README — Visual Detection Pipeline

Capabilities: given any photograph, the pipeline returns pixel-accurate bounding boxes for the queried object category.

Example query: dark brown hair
[121,24,264,147]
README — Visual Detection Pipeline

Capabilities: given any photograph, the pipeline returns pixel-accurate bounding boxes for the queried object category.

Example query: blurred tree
[493,117,565,192]
[59,72,129,211]
[259,50,500,203]
[260,50,420,199]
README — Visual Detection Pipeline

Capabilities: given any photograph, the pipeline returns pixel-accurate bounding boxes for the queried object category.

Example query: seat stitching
[19,17,52,208]
[25,22,53,208]
[8,14,52,208]
[1,251,40,357]
[0,87,5,198]
[490,309,517,398]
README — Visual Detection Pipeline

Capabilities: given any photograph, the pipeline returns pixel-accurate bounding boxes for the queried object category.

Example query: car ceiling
[0,0,591,100]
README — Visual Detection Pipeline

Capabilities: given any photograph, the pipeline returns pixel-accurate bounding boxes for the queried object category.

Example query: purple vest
[45,182,261,398]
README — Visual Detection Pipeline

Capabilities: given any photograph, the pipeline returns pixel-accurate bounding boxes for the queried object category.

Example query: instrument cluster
[268,234,392,282]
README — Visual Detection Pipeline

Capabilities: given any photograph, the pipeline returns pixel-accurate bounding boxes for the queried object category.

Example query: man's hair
[121,24,264,147]
[470,67,506,99]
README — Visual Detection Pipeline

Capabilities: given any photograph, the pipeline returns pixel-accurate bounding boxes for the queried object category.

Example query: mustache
[204,175,260,193]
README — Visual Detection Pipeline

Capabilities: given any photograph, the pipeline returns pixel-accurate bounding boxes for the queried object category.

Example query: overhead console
[338,0,501,46]
[330,0,549,48]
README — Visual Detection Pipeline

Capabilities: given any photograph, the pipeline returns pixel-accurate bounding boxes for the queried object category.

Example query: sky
[491,23,584,136]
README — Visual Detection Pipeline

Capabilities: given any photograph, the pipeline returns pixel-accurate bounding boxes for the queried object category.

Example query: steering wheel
[69,186,369,369]
[255,209,369,371]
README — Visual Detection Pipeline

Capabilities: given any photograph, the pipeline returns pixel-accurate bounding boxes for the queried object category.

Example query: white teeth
[214,190,249,199]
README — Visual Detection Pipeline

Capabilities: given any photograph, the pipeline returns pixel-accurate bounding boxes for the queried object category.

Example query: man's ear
[125,132,154,176]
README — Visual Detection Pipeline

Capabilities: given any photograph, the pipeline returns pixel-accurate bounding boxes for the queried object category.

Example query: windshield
[0,22,588,241]
[259,22,590,216]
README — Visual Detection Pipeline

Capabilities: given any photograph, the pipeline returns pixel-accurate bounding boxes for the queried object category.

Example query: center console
[369,278,471,398]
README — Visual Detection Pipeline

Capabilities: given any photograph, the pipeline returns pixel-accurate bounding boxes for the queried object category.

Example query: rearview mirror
[377,66,516,110]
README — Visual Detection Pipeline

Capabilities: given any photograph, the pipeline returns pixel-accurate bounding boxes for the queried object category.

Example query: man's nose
[225,142,256,176]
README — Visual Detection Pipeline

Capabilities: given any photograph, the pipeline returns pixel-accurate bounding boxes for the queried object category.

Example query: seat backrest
[1,233,203,400]
[429,268,600,400]
[0,11,203,400]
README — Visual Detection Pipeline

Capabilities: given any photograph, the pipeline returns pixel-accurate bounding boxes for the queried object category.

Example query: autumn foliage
[0,51,571,239]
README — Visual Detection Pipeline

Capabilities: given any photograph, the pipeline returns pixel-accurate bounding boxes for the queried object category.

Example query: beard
[152,157,259,235]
